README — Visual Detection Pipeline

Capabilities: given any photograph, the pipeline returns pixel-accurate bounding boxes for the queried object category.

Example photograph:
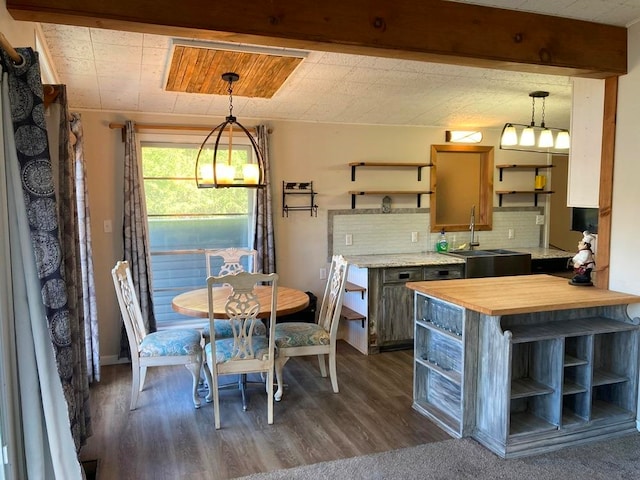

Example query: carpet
[236,433,640,480]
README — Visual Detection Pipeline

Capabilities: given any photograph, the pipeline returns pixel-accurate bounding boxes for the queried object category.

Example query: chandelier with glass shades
[500,91,570,155]
[195,72,265,188]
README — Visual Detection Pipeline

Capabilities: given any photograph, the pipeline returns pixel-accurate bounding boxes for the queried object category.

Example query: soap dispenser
[436,228,449,252]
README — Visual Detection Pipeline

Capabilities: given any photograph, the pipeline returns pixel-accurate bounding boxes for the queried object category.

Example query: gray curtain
[0,48,83,478]
[255,125,276,273]
[70,112,100,383]
[120,120,155,357]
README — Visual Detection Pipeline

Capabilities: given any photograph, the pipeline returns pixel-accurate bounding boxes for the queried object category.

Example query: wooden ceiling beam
[7,0,626,78]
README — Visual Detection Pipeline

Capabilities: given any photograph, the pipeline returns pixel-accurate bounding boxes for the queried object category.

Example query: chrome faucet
[469,205,480,250]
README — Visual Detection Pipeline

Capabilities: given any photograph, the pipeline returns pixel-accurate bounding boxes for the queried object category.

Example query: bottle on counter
[436,228,449,252]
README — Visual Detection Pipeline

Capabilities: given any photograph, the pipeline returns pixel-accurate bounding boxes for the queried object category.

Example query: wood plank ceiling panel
[165,46,303,98]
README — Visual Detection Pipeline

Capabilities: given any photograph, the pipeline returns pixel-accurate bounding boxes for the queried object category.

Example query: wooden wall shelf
[495,190,554,207]
[348,190,433,208]
[496,164,554,181]
[349,162,433,181]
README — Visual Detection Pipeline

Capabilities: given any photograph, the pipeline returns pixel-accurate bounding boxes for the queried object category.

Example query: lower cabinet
[342,264,464,354]
[413,290,640,458]
[373,265,463,352]
[380,283,416,348]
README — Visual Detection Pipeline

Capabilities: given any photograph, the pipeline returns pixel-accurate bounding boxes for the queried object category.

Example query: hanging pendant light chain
[530,97,536,127]
[540,97,546,128]
[227,77,234,118]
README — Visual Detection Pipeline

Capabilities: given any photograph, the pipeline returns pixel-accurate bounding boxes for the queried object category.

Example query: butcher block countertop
[406,274,640,316]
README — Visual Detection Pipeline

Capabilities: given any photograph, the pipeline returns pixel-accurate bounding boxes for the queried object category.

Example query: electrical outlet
[536,215,545,225]
[345,234,353,246]
[508,228,515,239]
[319,268,327,280]
[411,231,418,243]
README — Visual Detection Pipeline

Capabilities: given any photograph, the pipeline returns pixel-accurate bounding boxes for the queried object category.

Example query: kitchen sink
[444,249,531,278]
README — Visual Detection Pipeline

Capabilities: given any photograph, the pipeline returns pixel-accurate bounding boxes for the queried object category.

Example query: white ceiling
[38,0,640,130]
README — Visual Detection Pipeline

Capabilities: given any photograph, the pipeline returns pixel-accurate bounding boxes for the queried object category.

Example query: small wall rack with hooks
[282,181,318,217]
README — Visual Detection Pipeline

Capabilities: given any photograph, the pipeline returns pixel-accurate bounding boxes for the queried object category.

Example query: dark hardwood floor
[80,341,451,479]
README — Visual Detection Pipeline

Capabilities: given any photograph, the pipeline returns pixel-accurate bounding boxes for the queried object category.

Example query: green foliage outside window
[142,144,250,216]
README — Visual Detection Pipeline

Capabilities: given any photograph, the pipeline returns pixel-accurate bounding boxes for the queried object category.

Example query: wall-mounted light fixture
[500,91,570,155]
[445,130,483,143]
[195,72,265,188]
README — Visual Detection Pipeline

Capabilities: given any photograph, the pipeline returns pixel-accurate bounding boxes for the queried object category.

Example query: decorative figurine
[568,231,595,286]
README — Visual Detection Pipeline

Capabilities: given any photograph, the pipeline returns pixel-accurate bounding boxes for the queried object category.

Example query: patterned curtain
[45,85,92,448]
[120,120,155,357]
[0,48,83,478]
[255,125,276,273]
[70,112,100,383]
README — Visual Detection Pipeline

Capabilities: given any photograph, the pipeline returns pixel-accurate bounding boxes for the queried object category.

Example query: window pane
[141,142,254,327]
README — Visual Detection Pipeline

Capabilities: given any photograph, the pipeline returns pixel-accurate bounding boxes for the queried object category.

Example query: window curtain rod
[108,122,259,134]
[0,32,24,65]
[108,122,272,142]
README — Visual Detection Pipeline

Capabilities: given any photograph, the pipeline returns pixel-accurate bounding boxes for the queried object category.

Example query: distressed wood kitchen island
[406,274,640,458]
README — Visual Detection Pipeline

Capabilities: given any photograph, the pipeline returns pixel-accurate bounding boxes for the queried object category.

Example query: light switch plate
[411,232,418,243]
[345,234,353,245]
[536,215,545,225]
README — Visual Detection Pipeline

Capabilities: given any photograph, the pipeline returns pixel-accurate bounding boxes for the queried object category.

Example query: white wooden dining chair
[205,247,257,277]
[205,271,278,429]
[274,255,349,401]
[203,247,265,340]
[111,260,212,410]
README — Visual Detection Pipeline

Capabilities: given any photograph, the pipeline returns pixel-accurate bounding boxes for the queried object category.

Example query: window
[141,138,256,327]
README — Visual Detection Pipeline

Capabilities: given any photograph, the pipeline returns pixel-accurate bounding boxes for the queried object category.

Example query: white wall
[610,21,640,296]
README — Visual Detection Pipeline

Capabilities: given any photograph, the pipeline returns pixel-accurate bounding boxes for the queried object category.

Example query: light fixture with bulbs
[195,72,265,188]
[500,91,570,155]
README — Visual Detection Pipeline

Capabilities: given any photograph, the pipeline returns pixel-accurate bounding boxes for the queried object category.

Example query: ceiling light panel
[165,40,307,98]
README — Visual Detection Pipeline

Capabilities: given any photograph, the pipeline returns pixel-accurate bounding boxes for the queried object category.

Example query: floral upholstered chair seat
[139,329,203,357]
[205,335,270,364]
[275,323,330,348]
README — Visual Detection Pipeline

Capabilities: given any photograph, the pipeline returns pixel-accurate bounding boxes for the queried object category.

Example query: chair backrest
[318,255,349,340]
[111,261,148,353]
[205,248,258,277]
[207,271,278,362]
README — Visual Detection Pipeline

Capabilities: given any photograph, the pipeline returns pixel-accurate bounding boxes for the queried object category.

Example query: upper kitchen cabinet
[568,78,605,208]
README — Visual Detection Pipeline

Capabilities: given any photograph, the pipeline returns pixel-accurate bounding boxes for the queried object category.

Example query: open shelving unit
[505,318,638,439]
[495,164,555,206]
[413,296,467,438]
[348,162,433,208]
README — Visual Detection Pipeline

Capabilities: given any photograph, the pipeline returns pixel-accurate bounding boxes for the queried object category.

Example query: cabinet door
[380,284,414,346]
[568,78,604,208]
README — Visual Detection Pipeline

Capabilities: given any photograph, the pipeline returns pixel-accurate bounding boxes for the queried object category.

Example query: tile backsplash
[329,207,544,257]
